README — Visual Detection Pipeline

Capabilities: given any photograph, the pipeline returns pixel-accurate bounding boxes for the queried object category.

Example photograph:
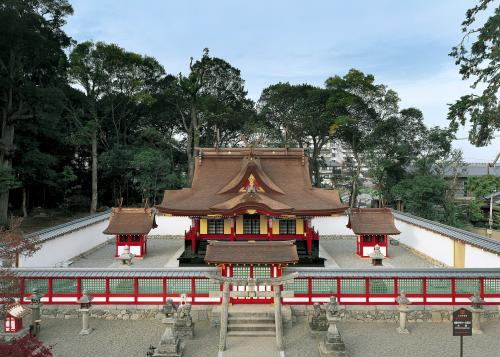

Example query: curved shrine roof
[103,207,157,235]
[204,240,299,265]
[347,208,401,235]
[156,147,347,216]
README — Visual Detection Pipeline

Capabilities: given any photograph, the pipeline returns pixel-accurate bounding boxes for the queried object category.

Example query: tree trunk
[0,122,15,227]
[90,127,98,213]
[186,128,194,185]
[350,153,362,208]
[21,187,28,217]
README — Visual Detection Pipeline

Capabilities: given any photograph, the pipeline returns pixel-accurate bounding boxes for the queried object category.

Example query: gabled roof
[8,303,30,318]
[347,208,400,235]
[156,148,347,216]
[103,207,157,235]
[204,240,299,265]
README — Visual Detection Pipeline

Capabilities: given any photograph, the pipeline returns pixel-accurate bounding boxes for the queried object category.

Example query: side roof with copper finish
[204,240,299,265]
[103,207,157,235]
[347,208,401,235]
[156,147,347,216]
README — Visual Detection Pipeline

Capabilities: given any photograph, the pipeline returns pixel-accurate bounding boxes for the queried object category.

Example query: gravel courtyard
[70,236,435,269]
[37,317,500,357]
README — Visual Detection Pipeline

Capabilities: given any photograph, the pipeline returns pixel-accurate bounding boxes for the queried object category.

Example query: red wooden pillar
[231,217,235,241]
[134,278,139,304]
[306,224,313,254]
[268,217,273,241]
[191,218,198,253]
[191,278,196,304]
[48,278,53,303]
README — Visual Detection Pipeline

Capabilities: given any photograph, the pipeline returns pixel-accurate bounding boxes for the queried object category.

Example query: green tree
[327,69,398,206]
[448,0,500,146]
[259,83,339,186]
[0,0,73,225]
[166,48,250,182]
[68,41,165,212]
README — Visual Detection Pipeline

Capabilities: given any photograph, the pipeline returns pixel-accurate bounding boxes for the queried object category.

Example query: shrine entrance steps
[227,305,275,337]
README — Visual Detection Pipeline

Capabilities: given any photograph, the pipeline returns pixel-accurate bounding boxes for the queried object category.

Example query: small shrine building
[103,207,157,258]
[156,147,347,266]
[347,208,400,257]
[205,240,299,303]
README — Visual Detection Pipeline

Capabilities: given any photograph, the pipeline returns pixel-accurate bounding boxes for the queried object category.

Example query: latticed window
[283,279,308,294]
[167,279,192,294]
[312,279,337,294]
[81,279,106,294]
[484,279,500,294]
[455,279,480,294]
[426,279,452,294]
[232,266,250,279]
[376,235,385,243]
[243,214,260,234]
[195,279,220,294]
[279,219,296,234]
[369,279,394,294]
[253,266,271,279]
[24,279,49,294]
[52,279,77,294]
[109,279,134,294]
[138,279,163,294]
[0,278,20,296]
[363,235,372,243]
[398,279,423,294]
[208,219,224,234]
[340,279,365,294]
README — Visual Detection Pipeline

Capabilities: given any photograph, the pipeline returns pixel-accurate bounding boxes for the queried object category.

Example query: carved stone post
[396,292,411,334]
[273,284,284,352]
[218,281,230,355]
[469,292,484,335]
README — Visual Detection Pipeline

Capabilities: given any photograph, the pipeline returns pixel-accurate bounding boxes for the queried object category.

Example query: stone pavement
[37,316,500,357]
[320,238,434,268]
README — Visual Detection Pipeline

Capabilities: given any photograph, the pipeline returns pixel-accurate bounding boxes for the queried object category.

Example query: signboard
[453,308,472,337]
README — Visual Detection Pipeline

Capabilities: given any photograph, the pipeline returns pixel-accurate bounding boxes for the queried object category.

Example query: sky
[64,0,499,163]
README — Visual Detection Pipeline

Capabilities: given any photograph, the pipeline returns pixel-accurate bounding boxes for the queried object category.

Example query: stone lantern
[469,292,484,335]
[117,245,135,265]
[369,245,385,266]
[396,291,411,334]
[28,288,44,335]
[78,289,94,335]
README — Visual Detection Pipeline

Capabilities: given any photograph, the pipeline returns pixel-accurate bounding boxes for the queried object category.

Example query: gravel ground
[320,238,434,268]
[70,239,184,268]
[37,317,500,357]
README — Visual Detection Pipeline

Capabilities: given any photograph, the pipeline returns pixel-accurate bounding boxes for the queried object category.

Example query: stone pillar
[273,284,284,351]
[218,282,230,355]
[396,292,411,334]
[471,307,483,335]
[79,309,93,335]
[469,292,484,335]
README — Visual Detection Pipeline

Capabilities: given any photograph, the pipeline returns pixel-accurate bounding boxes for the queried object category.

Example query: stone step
[227,330,276,337]
[228,317,274,324]
[228,323,275,331]
[228,312,274,318]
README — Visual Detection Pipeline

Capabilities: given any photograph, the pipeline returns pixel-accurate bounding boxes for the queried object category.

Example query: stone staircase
[227,307,276,337]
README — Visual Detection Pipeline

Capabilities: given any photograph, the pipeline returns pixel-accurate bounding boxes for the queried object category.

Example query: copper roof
[157,147,347,216]
[103,207,157,235]
[204,240,299,265]
[347,208,401,235]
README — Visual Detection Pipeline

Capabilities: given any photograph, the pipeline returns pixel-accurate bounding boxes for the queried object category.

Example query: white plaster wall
[362,246,387,257]
[312,215,352,235]
[394,219,455,266]
[149,216,191,235]
[465,245,500,268]
[20,220,111,268]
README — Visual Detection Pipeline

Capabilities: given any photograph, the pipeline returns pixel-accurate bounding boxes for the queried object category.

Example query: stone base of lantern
[79,327,94,335]
[396,326,409,334]
[318,323,349,357]
[173,324,194,340]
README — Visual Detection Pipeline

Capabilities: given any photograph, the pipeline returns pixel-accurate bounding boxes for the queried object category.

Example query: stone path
[37,317,500,357]
[70,238,184,268]
[320,238,434,268]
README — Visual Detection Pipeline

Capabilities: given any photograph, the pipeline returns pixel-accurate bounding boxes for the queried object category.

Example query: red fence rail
[9,273,500,306]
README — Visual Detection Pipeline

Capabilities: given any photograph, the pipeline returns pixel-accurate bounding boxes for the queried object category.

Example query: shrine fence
[4,268,500,306]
